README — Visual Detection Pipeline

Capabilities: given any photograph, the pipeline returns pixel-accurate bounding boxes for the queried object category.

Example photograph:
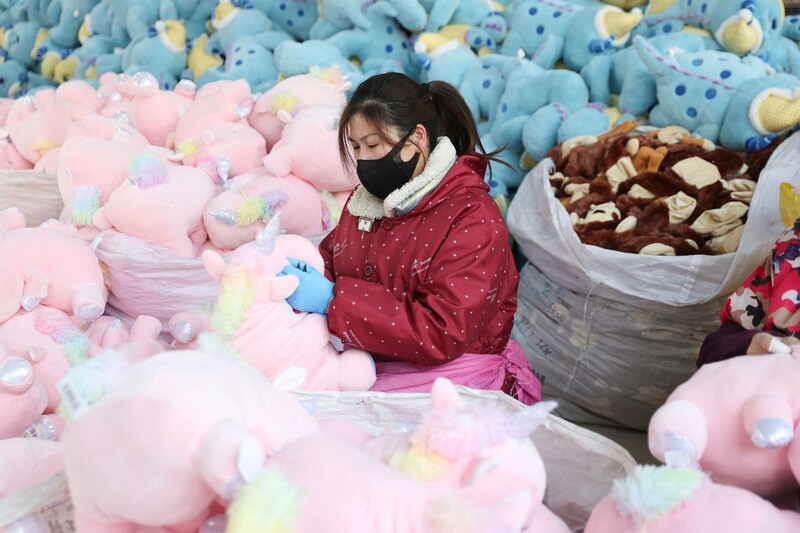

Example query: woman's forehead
[348,114,394,141]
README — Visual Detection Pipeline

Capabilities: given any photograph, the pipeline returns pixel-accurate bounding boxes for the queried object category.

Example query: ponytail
[426,80,510,177]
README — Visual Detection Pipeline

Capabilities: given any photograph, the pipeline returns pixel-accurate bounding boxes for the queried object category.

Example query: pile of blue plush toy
[1,0,800,197]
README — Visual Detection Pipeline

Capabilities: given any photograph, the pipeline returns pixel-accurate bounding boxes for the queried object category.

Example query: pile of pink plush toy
[3,59,800,531]
[0,65,575,532]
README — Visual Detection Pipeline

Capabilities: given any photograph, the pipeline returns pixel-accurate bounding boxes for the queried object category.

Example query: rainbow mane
[411,400,555,461]
[389,443,450,481]
[270,92,300,114]
[410,404,518,460]
[128,154,169,188]
[236,191,288,228]
[226,468,304,533]
[308,65,348,92]
[35,315,90,365]
[612,465,707,527]
[211,266,255,337]
[70,185,101,226]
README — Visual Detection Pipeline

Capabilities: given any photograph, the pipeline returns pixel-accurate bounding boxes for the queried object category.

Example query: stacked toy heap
[0,0,797,211]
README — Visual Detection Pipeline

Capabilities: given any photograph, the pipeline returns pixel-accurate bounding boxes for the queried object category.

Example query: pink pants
[369,340,542,405]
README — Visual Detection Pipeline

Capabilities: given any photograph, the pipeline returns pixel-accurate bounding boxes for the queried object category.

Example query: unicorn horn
[207,209,237,227]
[255,212,281,255]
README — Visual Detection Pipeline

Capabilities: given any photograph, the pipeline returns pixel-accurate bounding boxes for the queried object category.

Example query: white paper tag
[57,375,90,420]
[56,348,131,421]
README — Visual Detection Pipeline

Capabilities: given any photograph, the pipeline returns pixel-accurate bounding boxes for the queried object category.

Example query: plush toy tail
[226,467,304,533]
[128,154,169,188]
[611,465,706,528]
[70,185,101,226]
[34,314,91,366]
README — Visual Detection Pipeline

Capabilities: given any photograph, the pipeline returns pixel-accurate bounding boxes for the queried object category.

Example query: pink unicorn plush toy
[648,348,800,500]
[204,168,331,251]
[361,378,569,532]
[92,154,217,258]
[196,214,376,391]
[0,210,107,323]
[0,309,162,413]
[584,465,800,533]
[262,104,358,193]
[225,433,534,533]
[62,349,320,532]
[248,66,349,151]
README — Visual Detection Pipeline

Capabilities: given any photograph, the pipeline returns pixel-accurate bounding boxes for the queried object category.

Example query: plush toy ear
[271,274,299,302]
[0,207,26,232]
[431,377,464,409]
[276,109,293,125]
[202,130,216,146]
[202,250,228,282]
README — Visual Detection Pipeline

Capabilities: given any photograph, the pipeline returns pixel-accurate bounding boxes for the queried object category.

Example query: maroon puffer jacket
[319,154,519,365]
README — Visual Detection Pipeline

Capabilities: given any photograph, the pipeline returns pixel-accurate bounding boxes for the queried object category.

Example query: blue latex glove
[278,257,335,315]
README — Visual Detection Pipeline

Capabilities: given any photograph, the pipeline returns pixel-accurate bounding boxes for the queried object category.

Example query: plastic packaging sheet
[292,387,636,531]
[506,132,800,430]
[0,388,635,532]
[0,171,63,227]
[93,230,332,332]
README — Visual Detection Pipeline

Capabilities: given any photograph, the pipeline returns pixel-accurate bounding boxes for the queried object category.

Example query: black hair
[338,72,507,175]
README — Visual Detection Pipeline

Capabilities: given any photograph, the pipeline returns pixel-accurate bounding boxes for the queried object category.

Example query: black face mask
[356,130,421,200]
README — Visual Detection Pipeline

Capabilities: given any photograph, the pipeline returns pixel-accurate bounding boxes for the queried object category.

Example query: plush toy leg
[169,312,207,346]
[71,283,105,322]
[743,395,795,448]
[167,236,200,259]
[21,272,49,312]
[22,414,63,440]
[529,34,564,70]
[522,104,569,162]
[648,399,707,468]
[581,55,613,105]
[336,348,377,391]
[98,319,124,348]
[130,315,163,342]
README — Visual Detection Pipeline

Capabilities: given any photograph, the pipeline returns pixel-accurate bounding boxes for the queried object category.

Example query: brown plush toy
[547,126,786,256]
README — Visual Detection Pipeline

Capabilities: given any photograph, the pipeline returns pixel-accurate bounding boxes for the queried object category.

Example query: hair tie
[422,82,433,96]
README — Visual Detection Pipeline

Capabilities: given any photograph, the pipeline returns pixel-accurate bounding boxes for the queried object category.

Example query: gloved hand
[278,257,335,315]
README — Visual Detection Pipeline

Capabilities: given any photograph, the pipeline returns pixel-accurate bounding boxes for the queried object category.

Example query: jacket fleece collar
[346,137,457,220]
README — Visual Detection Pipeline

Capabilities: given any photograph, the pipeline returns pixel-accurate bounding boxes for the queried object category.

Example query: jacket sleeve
[696,320,760,368]
[326,209,517,365]
[319,229,336,282]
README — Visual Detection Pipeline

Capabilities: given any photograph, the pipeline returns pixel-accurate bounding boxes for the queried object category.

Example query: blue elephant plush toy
[633,34,773,143]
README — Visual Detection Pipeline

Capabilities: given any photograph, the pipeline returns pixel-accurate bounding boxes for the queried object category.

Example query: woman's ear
[411,123,429,154]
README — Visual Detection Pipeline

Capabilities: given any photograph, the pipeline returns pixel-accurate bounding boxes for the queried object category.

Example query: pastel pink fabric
[369,340,542,405]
